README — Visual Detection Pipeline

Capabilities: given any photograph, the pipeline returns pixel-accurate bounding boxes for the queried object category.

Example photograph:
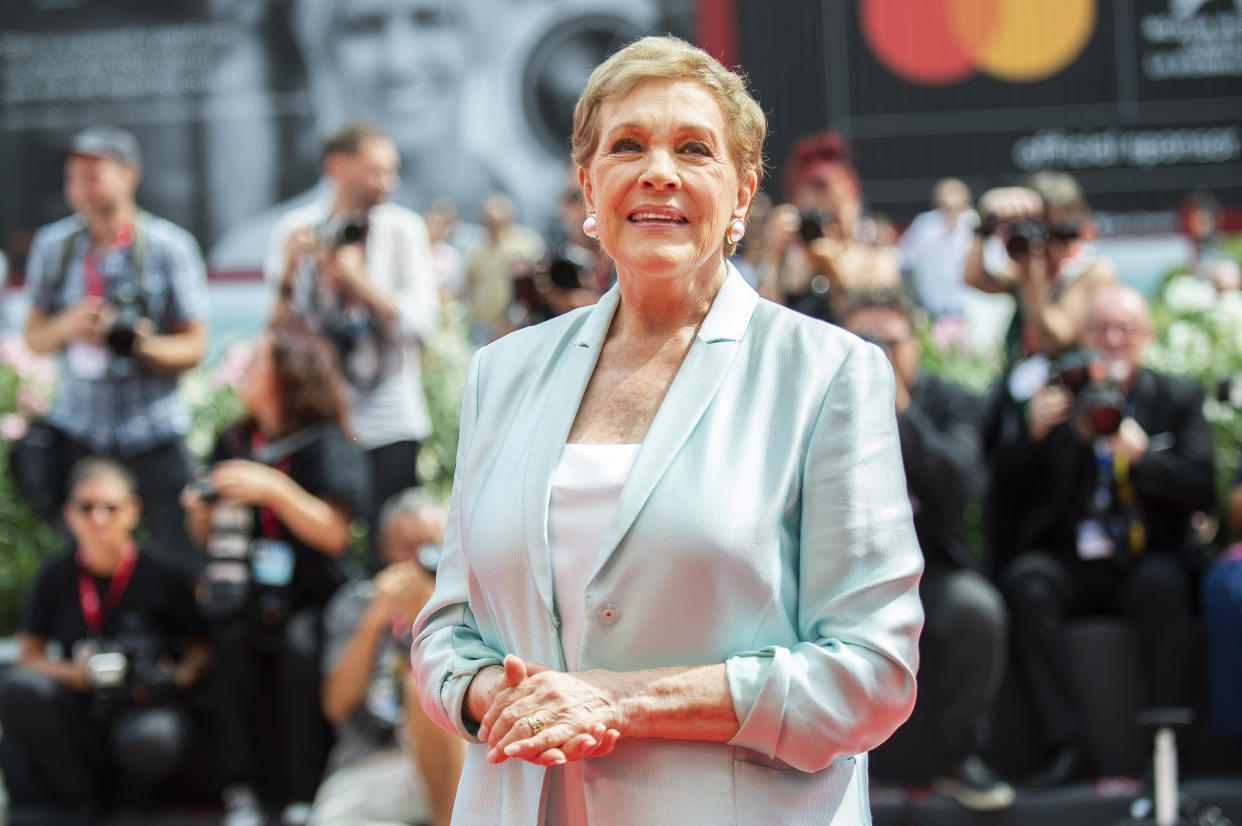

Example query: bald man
[989,284,1216,786]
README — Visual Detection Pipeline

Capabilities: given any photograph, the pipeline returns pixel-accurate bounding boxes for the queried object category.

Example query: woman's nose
[640,149,679,189]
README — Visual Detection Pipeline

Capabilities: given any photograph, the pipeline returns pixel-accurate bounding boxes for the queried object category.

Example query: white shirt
[899,207,979,318]
[546,442,640,826]
[265,199,439,448]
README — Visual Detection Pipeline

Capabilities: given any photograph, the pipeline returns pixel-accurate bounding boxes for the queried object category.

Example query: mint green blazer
[413,266,924,825]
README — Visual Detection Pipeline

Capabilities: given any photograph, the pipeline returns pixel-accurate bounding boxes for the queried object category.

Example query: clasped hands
[469,655,622,767]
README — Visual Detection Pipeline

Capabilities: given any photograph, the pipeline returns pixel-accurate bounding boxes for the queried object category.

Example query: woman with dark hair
[181,319,370,826]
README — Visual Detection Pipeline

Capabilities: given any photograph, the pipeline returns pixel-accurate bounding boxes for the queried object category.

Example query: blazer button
[597,603,620,625]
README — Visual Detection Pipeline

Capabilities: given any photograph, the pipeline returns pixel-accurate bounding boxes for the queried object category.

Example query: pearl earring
[727,217,746,244]
[582,213,598,239]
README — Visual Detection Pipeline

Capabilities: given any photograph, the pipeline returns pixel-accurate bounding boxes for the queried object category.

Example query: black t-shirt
[210,422,369,606]
[1234,450,1242,487]
[20,548,206,659]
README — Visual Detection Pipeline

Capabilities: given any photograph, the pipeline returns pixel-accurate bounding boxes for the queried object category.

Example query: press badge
[1076,519,1115,560]
[66,341,109,380]
[251,539,295,586]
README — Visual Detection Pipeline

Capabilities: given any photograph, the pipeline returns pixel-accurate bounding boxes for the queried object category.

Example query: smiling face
[580,79,756,286]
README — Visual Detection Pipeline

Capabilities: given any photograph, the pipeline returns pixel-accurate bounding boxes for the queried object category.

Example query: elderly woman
[413,36,923,824]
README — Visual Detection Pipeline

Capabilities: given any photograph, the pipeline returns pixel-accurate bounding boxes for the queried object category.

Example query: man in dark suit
[990,283,1216,786]
[844,292,1013,811]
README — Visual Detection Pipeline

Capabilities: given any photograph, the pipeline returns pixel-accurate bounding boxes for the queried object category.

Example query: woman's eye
[681,142,711,156]
[610,138,641,153]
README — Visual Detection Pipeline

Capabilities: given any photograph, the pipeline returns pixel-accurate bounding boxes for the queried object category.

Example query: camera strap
[249,424,331,539]
[76,541,138,638]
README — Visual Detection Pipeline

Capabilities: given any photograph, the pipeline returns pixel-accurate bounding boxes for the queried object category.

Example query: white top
[546,441,640,826]
[264,199,439,448]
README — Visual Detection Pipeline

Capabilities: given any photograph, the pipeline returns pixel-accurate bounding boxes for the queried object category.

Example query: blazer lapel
[590,266,759,581]
[522,287,621,627]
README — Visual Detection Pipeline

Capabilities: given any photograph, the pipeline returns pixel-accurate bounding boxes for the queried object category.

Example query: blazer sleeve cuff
[438,650,505,743]
[724,647,787,757]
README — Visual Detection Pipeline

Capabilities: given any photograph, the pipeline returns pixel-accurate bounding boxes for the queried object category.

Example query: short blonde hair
[571,36,766,186]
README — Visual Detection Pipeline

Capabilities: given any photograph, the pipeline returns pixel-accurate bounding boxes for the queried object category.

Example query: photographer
[843,292,1012,812]
[988,284,1215,786]
[964,170,1116,367]
[266,122,437,568]
[22,126,209,565]
[755,131,901,323]
[181,320,370,826]
[0,457,208,821]
[309,489,463,826]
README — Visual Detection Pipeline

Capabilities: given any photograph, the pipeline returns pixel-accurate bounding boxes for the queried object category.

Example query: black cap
[63,126,141,166]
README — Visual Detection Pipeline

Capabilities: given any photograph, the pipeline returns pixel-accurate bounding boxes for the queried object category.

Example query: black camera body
[989,216,1083,258]
[84,626,178,720]
[1050,351,1127,437]
[104,280,146,357]
[798,208,836,243]
[317,216,366,248]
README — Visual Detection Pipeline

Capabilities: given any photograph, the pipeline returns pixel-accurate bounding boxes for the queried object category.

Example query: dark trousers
[0,669,193,809]
[1202,556,1242,739]
[209,607,333,804]
[1000,550,1193,747]
[54,428,197,570]
[919,566,1008,763]
[364,439,420,570]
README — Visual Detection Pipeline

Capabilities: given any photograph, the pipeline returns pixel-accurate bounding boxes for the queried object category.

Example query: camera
[84,618,179,720]
[988,216,1083,258]
[198,499,253,621]
[188,471,219,502]
[798,208,836,243]
[104,281,146,357]
[1049,351,1127,437]
[317,216,366,247]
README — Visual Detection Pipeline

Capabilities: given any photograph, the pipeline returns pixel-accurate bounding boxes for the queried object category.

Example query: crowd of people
[1,32,1241,826]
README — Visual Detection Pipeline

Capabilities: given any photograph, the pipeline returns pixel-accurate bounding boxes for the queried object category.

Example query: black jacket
[984,367,1216,566]
[900,372,985,574]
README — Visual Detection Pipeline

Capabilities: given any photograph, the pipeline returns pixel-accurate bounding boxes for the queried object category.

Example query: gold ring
[526,713,546,734]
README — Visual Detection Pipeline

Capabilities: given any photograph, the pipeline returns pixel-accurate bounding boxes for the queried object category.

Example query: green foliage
[0,336,64,634]
[416,304,474,499]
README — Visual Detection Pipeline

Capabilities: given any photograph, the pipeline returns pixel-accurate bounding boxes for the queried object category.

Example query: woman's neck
[612,258,726,340]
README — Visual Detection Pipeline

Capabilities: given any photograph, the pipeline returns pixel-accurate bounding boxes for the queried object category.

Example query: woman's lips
[627,207,688,224]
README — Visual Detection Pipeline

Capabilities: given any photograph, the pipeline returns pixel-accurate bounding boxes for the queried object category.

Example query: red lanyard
[76,542,138,638]
[249,431,292,539]
[81,223,135,298]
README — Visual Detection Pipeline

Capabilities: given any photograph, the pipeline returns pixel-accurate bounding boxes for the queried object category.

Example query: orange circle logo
[861,0,1096,86]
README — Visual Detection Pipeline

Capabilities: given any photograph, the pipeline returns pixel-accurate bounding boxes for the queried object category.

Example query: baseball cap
[63,126,141,166]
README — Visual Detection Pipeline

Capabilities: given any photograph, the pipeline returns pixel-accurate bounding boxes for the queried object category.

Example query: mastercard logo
[861,0,1096,86]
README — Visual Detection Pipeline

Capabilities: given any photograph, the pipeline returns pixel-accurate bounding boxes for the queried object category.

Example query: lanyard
[76,542,138,638]
[81,222,135,299]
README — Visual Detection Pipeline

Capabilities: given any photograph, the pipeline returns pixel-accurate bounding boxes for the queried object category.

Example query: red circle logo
[862,0,1096,86]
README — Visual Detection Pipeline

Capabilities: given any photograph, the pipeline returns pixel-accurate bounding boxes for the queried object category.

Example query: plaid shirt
[28,212,208,456]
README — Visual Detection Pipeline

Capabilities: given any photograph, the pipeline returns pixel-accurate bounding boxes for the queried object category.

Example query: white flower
[1163,276,1218,316]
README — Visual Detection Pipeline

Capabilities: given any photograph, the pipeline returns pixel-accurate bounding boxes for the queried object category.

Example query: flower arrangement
[0,333,63,633]
[1146,272,1242,528]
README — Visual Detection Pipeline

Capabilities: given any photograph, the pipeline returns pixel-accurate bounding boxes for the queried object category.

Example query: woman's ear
[735,169,759,219]
[578,166,594,213]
